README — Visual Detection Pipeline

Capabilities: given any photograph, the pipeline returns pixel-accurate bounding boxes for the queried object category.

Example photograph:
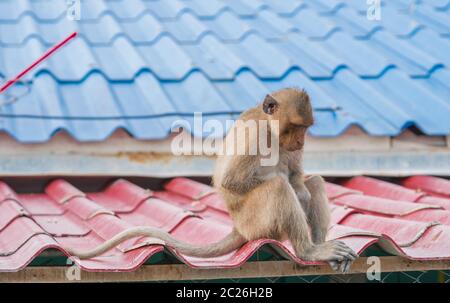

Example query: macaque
[65,88,357,273]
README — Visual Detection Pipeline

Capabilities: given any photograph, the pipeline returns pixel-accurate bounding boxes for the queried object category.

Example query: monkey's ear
[262,95,279,115]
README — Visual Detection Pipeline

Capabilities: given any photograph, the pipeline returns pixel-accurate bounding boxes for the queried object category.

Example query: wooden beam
[3,127,448,155]
[392,129,448,150]
[306,126,390,152]
[2,128,450,177]
[1,257,450,283]
[3,150,450,178]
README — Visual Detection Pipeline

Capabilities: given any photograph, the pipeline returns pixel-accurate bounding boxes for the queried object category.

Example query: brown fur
[65,88,357,272]
[214,88,357,272]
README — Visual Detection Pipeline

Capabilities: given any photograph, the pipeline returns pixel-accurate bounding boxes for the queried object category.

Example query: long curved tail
[65,227,247,260]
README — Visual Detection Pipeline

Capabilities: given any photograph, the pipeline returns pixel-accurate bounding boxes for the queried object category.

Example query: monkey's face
[280,124,309,151]
[262,88,314,151]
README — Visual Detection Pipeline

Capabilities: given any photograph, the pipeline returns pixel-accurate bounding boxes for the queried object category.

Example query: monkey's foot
[305,240,358,274]
[328,259,354,274]
[326,241,358,274]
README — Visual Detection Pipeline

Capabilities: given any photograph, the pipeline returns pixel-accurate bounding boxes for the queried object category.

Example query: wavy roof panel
[0,0,450,142]
[1,175,450,272]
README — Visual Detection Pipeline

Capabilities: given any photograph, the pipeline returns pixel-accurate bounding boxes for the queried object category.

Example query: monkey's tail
[65,226,247,260]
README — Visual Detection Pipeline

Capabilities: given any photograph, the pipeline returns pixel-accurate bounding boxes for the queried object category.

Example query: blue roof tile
[431,0,450,11]
[0,0,450,143]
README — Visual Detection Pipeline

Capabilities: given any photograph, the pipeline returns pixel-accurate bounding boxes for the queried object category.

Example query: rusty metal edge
[1,257,450,283]
[1,151,450,177]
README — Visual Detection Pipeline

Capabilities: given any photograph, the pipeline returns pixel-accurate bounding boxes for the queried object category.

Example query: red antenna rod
[0,32,78,94]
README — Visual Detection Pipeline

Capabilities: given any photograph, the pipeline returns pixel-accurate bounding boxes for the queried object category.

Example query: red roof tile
[0,176,450,272]
[402,176,450,199]
[343,176,450,210]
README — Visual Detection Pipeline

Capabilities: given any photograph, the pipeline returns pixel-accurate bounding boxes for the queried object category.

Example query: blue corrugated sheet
[0,0,450,142]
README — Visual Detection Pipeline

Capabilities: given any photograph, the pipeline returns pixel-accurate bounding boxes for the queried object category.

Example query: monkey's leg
[292,175,356,272]
[232,175,312,244]
[300,175,330,244]
[304,176,352,272]
[235,176,357,273]
[281,182,356,266]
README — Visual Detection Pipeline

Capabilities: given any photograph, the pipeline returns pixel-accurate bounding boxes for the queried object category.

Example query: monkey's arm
[289,173,312,204]
[296,175,331,245]
[287,150,311,203]
[221,155,263,195]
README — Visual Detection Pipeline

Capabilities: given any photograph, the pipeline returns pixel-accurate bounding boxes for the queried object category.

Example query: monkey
[213,88,356,273]
[64,88,357,273]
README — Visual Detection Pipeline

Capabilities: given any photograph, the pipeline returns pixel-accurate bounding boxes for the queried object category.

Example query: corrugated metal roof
[1,175,450,272]
[0,0,450,142]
